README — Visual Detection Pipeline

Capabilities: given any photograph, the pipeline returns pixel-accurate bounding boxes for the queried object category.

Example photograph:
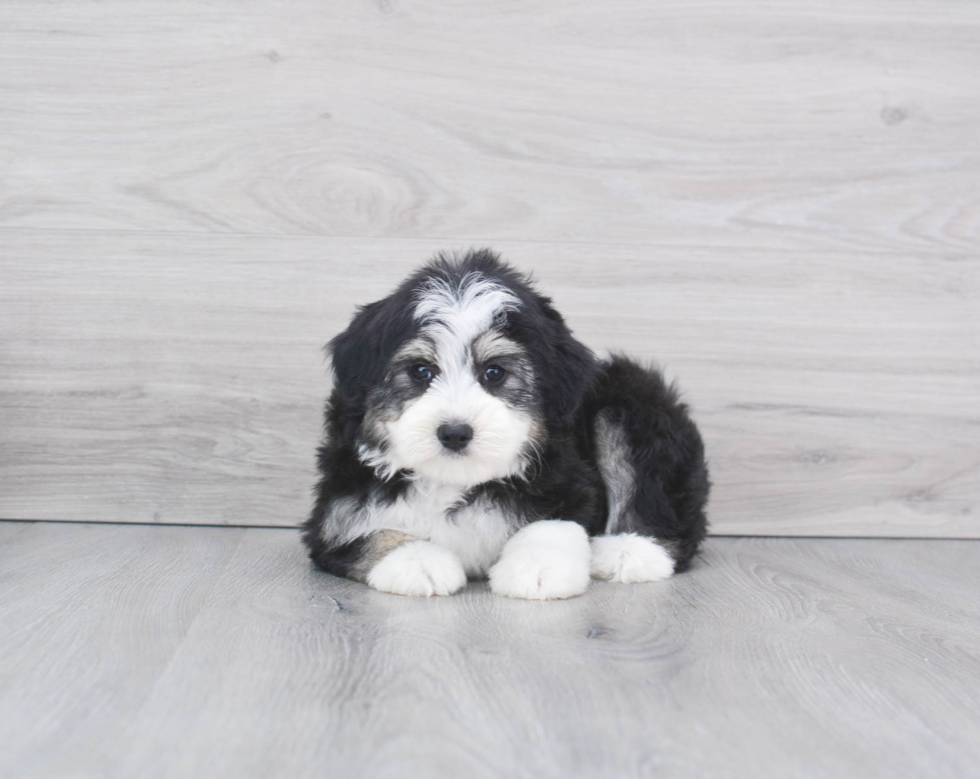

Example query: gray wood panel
[1,0,978,254]
[1,0,978,535]
[1,522,979,778]
[2,232,977,536]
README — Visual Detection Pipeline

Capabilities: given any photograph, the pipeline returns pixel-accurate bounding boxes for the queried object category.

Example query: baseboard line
[0,517,977,541]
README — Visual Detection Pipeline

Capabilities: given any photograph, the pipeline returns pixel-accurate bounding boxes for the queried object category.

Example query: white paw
[590,533,675,583]
[367,541,467,597]
[488,520,591,600]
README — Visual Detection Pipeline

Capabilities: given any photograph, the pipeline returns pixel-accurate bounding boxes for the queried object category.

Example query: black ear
[328,297,417,416]
[329,300,383,414]
[536,297,599,425]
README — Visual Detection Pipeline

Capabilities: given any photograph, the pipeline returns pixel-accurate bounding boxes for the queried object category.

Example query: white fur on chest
[343,482,515,577]
[429,499,515,577]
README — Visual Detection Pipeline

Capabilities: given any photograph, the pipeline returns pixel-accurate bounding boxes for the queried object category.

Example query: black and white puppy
[303,250,709,600]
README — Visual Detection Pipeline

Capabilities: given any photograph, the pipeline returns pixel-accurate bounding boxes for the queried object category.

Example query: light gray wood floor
[1,521,978,778]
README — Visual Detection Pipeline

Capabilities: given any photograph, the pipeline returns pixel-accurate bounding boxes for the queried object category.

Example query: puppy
[302,250,709,599]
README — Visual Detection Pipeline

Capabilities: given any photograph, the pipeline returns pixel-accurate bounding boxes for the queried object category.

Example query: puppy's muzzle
[437,422,473,452]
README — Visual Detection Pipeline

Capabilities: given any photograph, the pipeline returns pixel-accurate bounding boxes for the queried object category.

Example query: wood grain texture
[1,522,979,778]
[0,521,248,774]
[0,0,978,254]
[2,232,977,535]
[1,0,978,535]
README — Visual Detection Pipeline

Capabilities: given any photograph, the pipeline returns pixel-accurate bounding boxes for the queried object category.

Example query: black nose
[437,422,473,452]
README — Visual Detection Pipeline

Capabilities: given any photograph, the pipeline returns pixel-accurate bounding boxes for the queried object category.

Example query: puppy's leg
[488,520,591,600]
[588,358,709,582]
[590,533,675,583]
[312,529,467,597]
[590,412,678,583]
[367,537,467,597]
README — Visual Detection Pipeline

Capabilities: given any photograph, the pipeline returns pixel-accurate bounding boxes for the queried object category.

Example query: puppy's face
[351,274,544,488]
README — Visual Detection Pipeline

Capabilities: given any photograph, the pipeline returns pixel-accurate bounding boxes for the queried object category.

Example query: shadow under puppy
[303,250,709,599]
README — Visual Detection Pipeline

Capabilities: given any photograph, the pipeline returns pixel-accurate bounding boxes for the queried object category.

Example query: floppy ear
[328,300,386,416]
[328,295,419,415]
[537,298,599,424]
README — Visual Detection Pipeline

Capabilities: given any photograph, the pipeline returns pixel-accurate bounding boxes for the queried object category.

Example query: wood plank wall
[1,0,978,536]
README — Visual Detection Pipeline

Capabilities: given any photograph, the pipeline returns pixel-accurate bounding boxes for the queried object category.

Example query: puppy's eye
[408,364,434,382]
[482,364,506,384]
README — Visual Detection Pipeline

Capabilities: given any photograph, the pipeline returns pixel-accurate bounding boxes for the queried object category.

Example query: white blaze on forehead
[413,273,520,367]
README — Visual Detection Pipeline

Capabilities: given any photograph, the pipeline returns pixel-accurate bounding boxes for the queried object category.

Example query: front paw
[367,541,467,597]
[488,520,591,600]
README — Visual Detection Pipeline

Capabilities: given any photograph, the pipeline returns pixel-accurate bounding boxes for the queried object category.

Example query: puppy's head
[329,250,597,488]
